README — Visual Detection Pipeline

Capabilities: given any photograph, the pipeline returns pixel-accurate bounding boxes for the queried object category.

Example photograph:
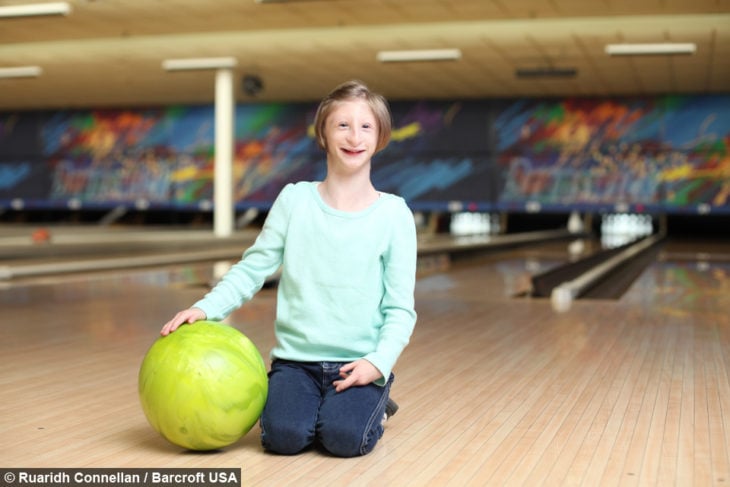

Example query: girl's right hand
[160,307,206,336]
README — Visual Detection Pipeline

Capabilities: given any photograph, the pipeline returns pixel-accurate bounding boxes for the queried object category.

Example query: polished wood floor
[1,236,729,486]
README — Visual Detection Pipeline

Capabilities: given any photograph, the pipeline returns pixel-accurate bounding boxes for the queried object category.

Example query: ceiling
[0,0,728,110]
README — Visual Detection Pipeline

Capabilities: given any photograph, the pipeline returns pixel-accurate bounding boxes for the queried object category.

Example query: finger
[339,362,357,375]
[171,314,191,330]
[160,312,190,336]
[334,374,357,392]
[160,319,173,336]
[160,320,177,336]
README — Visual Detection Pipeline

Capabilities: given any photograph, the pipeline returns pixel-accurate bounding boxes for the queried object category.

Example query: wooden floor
[1,235,729,486]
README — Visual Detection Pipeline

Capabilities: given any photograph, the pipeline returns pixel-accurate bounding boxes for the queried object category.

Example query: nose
[346,126,362,144]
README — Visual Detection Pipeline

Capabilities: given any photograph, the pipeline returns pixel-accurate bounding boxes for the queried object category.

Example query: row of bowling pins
[601,213,653,247]
[448,210,653,240]
[450,212,501,236]
[601,213,653,236]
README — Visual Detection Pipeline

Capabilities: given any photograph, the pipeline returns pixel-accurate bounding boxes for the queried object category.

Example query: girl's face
[323,99,378,176]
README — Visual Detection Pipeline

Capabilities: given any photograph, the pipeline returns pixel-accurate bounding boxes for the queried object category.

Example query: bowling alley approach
[1,2,729,486]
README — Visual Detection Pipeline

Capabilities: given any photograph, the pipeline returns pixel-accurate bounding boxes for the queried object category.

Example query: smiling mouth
[341,148,365,155]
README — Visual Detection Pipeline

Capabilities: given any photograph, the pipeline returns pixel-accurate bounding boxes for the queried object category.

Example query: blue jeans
[260,359,393,457]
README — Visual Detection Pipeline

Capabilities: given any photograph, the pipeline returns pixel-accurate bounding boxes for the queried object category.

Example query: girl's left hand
[333,359,382,392]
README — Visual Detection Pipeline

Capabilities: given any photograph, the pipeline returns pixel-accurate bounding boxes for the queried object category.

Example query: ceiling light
[0,66,42,79]
[515,67,577,79]
[377,49,462,63]
[605,43,696,56]
[162,57,238,71]
[0,2,71,18]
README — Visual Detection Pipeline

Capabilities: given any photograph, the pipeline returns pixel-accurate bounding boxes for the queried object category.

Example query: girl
[161,80,417,457]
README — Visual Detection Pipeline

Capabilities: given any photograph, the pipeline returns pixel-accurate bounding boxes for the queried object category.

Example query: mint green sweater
[194,181,417,385]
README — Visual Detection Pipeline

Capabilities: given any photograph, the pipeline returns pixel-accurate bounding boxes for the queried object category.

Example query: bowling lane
[2,234,728,483]
[0,225,263,282]
[0,225,259,263]
[416,235,730,312]
[417,236,603,300]
[617,238,730,310]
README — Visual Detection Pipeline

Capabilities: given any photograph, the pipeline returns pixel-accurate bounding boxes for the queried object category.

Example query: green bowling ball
[139,321,268,451]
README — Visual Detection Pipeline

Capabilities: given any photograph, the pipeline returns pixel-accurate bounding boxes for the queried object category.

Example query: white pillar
[214,67,235,238]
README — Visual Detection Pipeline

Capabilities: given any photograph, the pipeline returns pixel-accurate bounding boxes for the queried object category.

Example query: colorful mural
[495,95,730,213]
[0,94,728,214]
[38,104,319,208]
[375,100,494,208]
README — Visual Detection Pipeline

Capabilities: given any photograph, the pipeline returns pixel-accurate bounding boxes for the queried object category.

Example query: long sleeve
[363,202,418,384]
[193,185,292,320]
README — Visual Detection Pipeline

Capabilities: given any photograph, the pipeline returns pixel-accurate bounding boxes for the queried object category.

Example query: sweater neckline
[311,182,385,217]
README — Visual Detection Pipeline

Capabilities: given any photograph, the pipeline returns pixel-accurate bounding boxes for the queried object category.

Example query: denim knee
[261,419,315,455]
[260,360,319,455]
[318,421,382,458]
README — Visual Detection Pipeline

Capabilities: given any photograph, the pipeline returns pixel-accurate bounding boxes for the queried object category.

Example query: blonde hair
[313,80,392,153]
